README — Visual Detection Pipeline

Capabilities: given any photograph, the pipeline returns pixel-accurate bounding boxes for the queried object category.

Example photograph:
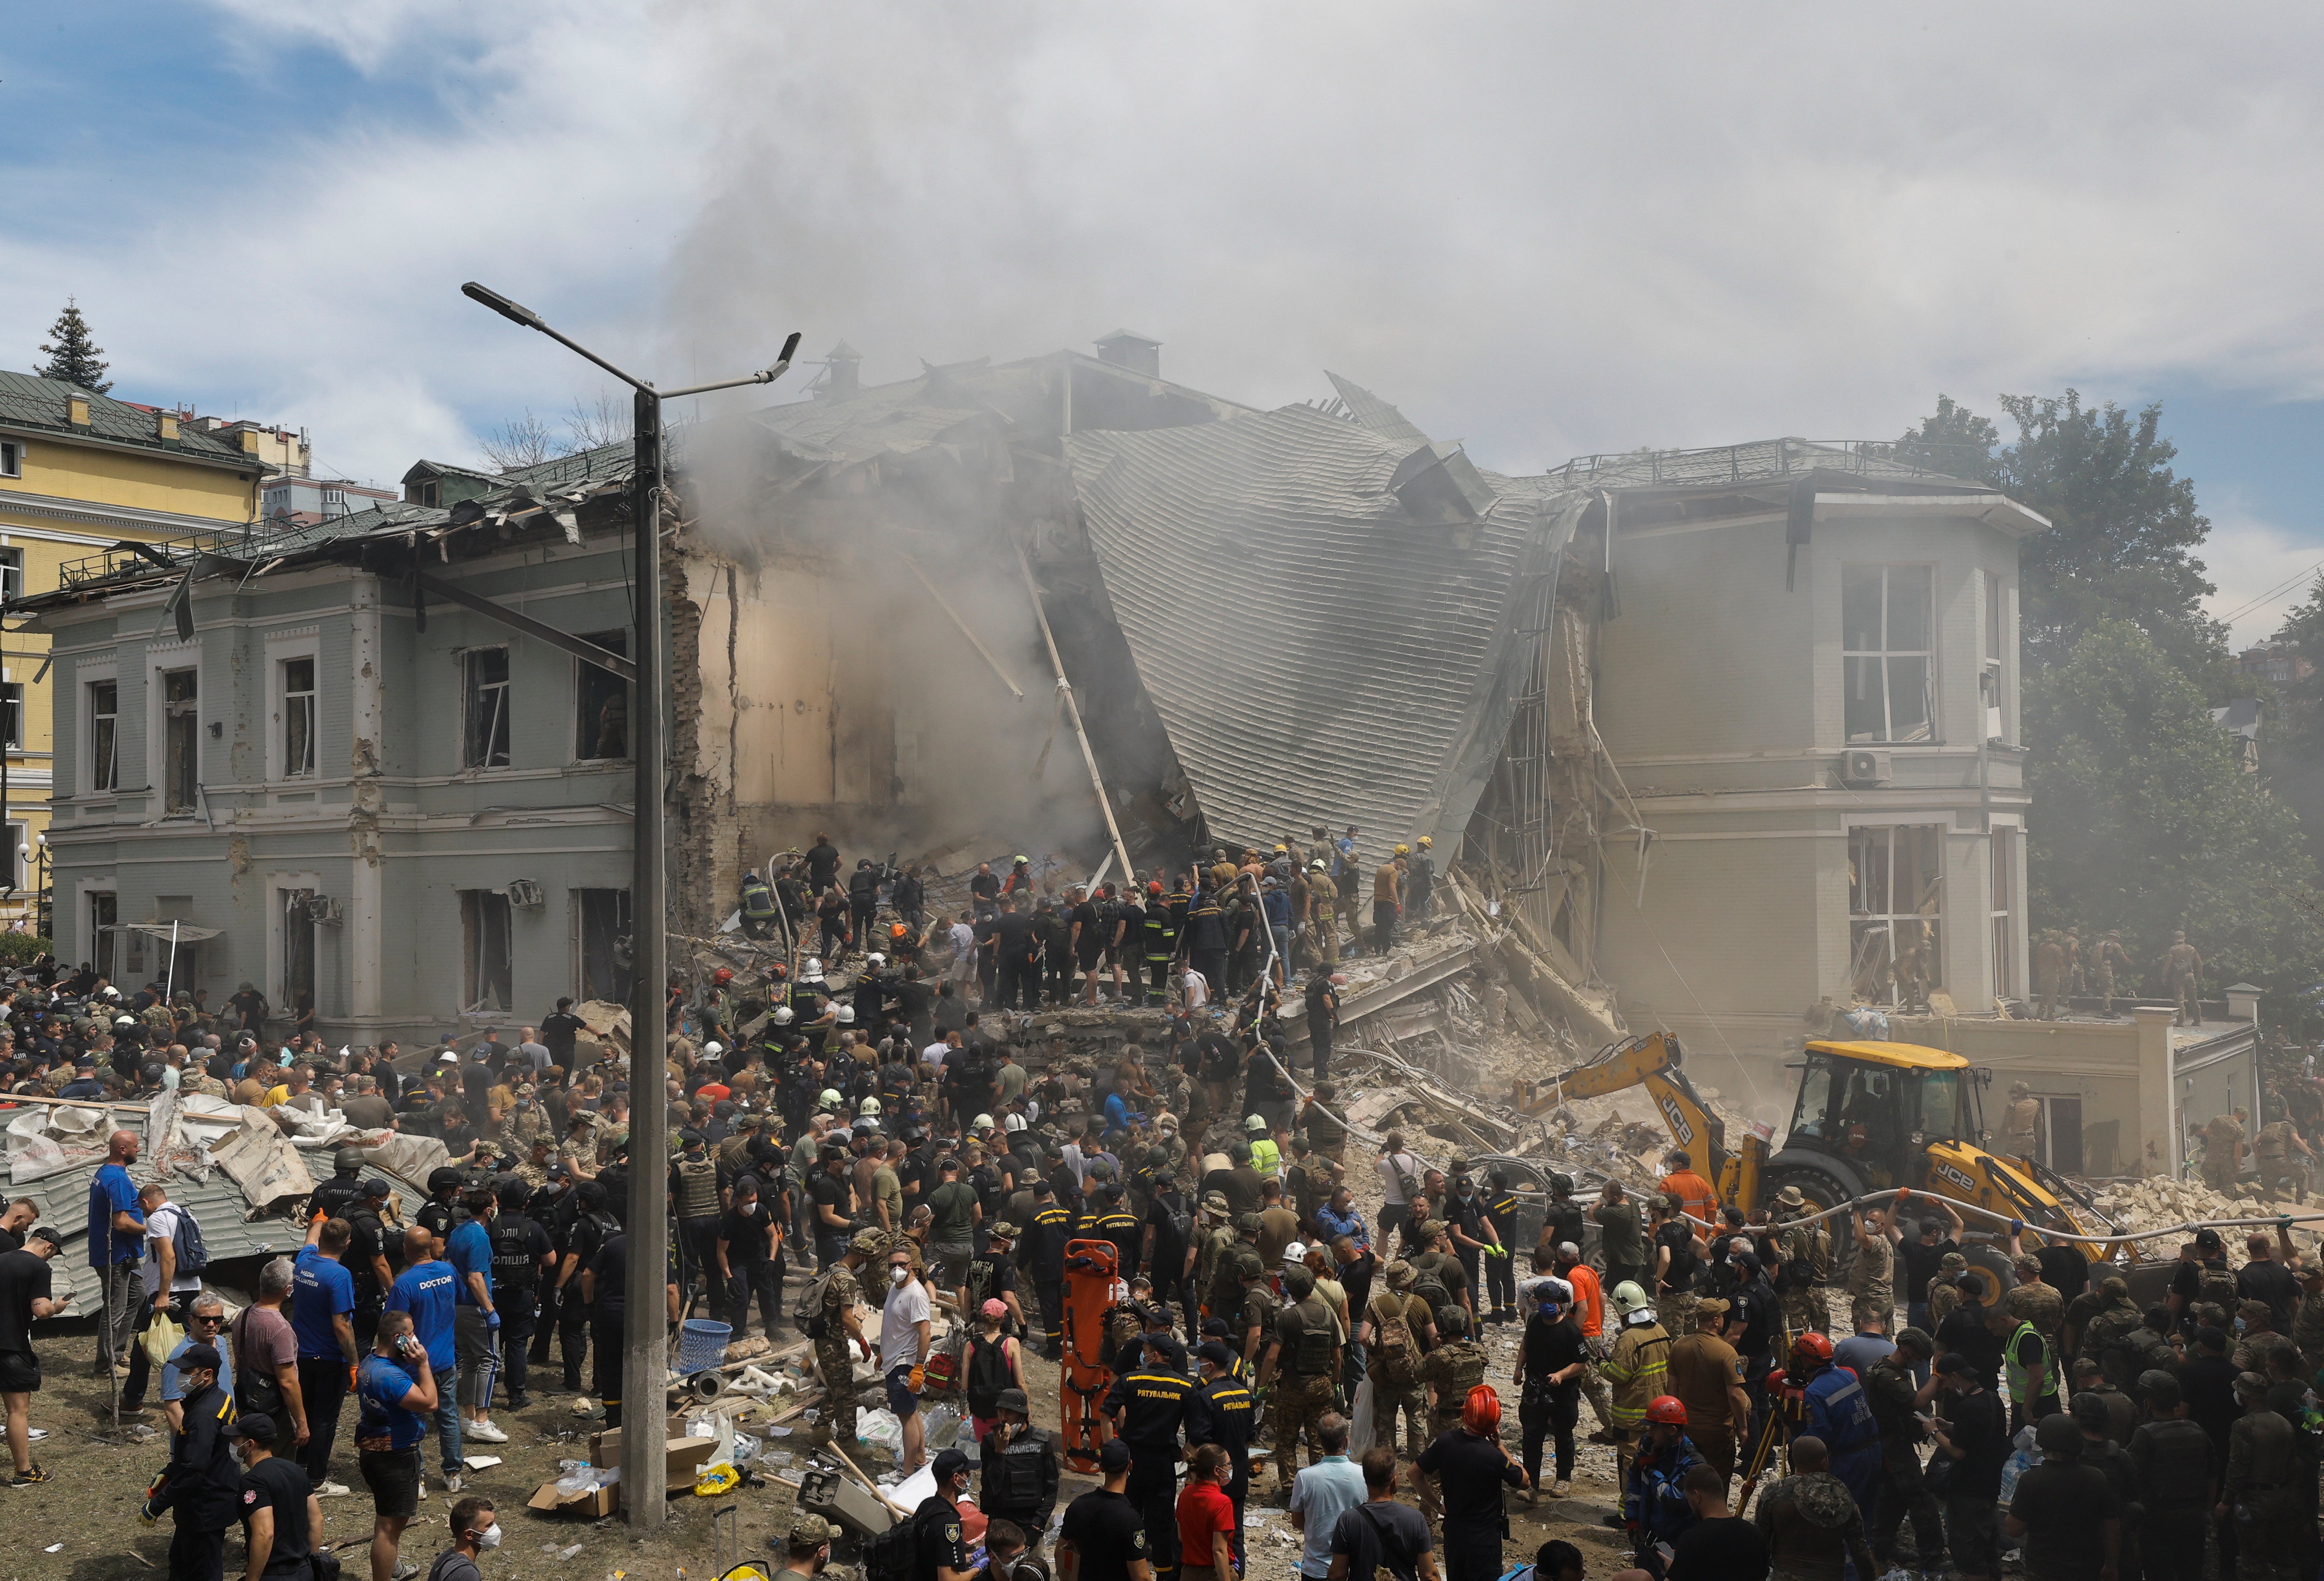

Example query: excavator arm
[1518,1032,1766,1211]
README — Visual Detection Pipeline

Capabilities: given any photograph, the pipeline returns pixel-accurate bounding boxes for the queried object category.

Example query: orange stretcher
[1059,1238,1122,1473]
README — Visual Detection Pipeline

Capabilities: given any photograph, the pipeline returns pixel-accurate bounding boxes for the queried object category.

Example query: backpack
[2198,1264,2240,1311]
[1159,1193,1194,1250]
[1408,1273,1453,1329]
[861,1508,927,1581]
[966,1333,1012,1415]
[169,1204,210,1278]
[1371,1297,1420,1386]
[1386,1153,1422,1207]
[792,1264,844,1340]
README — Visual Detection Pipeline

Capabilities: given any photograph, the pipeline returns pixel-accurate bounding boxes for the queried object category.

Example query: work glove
[1895,1188,1911,1205]
[909,1364,926,1394]
[2009,1219,2025,1236]
[485,1310,502,1332]
[2280,1218,2295,1232]
[349,1364,359,1391]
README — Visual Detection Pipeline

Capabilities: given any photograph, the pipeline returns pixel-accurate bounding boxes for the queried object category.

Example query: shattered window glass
[1843,564,1934,743]
[1849,824,1944,1007]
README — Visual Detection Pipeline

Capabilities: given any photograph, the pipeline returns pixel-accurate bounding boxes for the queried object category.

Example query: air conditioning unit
[505,879,546,910]
[305,895,344,926]
[1840,750,1894,788]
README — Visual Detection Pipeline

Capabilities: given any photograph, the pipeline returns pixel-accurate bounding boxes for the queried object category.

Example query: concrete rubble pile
[2092,1175,2324,1262]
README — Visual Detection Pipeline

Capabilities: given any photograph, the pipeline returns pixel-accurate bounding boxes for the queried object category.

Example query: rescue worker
[1866,1327,1945,1574]
[1103,1331,1198,1581]
[809,1229,880,1449]
[1412,1306,1487,1525]
[1991,1294,2059,1434]
[1187,1341,1255,1564]
[1600,1280,1672,1494]
[1254,1263,1340,1494]
[671,1130,726,1303]
[741,870,781,940]
[1790,1330,1882,1523]
[1370,850,1406,957]
[1303,860,1339,972]
[140,1342,241,1581]
[2000,1083,2042,1162]
[1023,1182,1072,1359]
[1622,1396,1708,1568]
[1405,836,1435,919]
[1141,883,1176,1009]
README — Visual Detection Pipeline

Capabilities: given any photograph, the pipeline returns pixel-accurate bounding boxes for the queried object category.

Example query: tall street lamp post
[460,283,799,1522]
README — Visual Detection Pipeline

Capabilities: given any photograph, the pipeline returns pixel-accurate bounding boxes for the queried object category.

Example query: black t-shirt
[808,1171,851,1232]
[2237,1260,2301,1332]
[1059,1487,1147,1581]
[910,1494,972,1581]
[540,1013,584,1058]
[1940,1386,2010,1498]
[720,1206,771,1265]
[1145,1191,1191,1273]
[2007,1460,2116,1580]
[0,1247,52,1354]
[1937,1307,2002,1381]
[1667,1514,1767,1581]
[589,1234,628,1317]
[2035,1244,2088,1303]
[0,1227,22,1256]
[1328,1499,1432,1581]
[1414,1429,1523,1524]
[1521,1313,1590,1399]
[994,913,1037,964]
[240,1454,315,1567]
[2011,1327,2056,1399]
[1896,1236,1957,1304]
[1655,1222,1700,1291]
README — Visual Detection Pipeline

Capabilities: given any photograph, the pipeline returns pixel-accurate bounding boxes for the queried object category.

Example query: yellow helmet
[1394,843,1410,856]
[1417,836,1433,848]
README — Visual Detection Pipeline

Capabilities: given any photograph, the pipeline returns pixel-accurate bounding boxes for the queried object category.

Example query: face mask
[476,1525,502,1550]
[739,1202,757,1216]
[891,1267,910,1285]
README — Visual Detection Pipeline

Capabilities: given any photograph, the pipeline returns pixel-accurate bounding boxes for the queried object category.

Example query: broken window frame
[576,886,634,1004]
[281,655,317,779]
[89,678,119,793]
[1989,827,2017,999]
[458,887,514,1013]
[460,646,512,771]
[281,887,317,1011]
[161,667,199,814]
[1842,563,1935,744]
[573,629,631,763]
[0,681,19,752]
[89,891,117,980]
[0,547,20,603]
[1980,569,2009,743]
[1847,823,1944,1007]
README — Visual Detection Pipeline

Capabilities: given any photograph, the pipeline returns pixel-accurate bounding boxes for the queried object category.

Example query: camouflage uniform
[2004,1273,2064,1349]
[2254,1120,2309,1202]
[1268,1295,1340,1489]
[1776,1216,1831,1337]
[1845,1228,1893,1334]
[1412,1335,1487,1525]
[2073,1287,2142,1372]
[1364,1285,1431,1458]
[1925,1253,1969,1330]
[180,1071,230,1098]
[2202,1114,2245,1190]
[2295,1282,2324,1376]
[814,1239,875,1448]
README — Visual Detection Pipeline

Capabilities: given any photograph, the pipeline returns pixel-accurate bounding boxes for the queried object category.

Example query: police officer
[1188,1340,1256,1563]
[345,1177,397,1352]
[671,1130,726,1301]
[978,1387,1061,1552]
[416,1167,467,1250]
[310,1147,368,1227]
[141,1341,241,1581]
[1255,1263,1340,1494]
[551,1181,618,1394]
[1104,1330,1199,1581]
[487,1181,553,1410]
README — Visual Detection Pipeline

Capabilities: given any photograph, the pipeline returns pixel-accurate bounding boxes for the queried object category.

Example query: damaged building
[14,335,2044,1106]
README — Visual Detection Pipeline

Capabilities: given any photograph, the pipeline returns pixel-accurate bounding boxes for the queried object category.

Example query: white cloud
[2201,495,2324,651]
[7,2,2324,489]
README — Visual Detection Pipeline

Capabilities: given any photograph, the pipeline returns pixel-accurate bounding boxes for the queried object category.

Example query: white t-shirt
[143,1203,204,1298]
[1376,1152,1420,1207]
[878,1274,931,1365]
[921,1041,951,1068]
[1180,971,1209,1010]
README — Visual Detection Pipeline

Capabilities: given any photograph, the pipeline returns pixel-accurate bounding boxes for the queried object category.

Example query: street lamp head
[775,330,802,372]
[461,282,544,330]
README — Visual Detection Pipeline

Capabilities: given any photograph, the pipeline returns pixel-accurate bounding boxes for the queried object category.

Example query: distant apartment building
[261,476,396,528]
[2238,641,2313,684]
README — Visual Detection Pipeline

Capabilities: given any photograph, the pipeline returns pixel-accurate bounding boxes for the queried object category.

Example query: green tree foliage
[34,297,111,393]
[2266,575,2324,843]
[2027,618,2315,1008]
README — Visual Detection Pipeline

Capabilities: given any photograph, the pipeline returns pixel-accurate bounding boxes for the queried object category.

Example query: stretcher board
[1059,1238,1121,1473]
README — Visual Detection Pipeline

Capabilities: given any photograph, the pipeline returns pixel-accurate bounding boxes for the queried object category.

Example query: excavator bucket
[1059,1238,1123,1473]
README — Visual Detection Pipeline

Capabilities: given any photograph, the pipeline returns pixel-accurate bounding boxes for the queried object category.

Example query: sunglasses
[190,1314,223,1326]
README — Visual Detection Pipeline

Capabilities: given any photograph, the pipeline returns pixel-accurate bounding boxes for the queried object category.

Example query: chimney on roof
[65,393,90,428]
[1094,328,1161,378]
[156,410,179,441]
[819,341,860,402]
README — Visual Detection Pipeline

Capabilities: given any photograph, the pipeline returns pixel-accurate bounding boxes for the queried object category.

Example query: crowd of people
[0,835,2320,1581]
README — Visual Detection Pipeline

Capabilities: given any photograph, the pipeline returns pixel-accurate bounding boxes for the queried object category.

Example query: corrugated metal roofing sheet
[1068,404,1577,852]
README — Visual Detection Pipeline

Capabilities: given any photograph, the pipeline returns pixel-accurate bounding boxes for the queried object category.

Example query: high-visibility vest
[2002,1318,2051,1405]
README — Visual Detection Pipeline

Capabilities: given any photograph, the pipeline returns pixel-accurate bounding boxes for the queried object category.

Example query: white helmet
[836,1005,856,1025]
[818,1089,843,1111]
[1005,1113,1028,1132]
[866,952,886,969]
[114,1014,137,1027]
[803,958,825,983]
[772,1007,795,1026]
[860,1097,882,1116]
[972,1113,995,1131]
[704,1041,724,1056]
[1282,1241,1307,1266]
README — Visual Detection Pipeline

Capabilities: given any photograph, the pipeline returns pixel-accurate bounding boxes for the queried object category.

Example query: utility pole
[459,282,797,1523]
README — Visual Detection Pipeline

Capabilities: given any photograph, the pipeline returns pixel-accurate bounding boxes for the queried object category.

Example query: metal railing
[1546,436,1996,488]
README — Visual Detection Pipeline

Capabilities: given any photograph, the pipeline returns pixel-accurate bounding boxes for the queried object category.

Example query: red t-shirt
[1176,1480,1236,1567]
[696,1083,732,1103]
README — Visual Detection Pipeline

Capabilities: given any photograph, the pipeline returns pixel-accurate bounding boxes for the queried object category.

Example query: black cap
[932,1448,972,1483]
[1097,1439,1133,1472]
[178,1342,223,1372]
[226,1413,275,1441]
[1198,1340,1235,1368]
[2196,1227,2224,1248]
[360,1178,393,1198]
[1932,1352,1980,1382]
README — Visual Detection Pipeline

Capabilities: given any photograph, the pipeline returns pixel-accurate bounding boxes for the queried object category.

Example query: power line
[2215,558,2324,629]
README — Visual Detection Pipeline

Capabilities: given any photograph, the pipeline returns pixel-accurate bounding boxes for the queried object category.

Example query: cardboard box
[588,1426,719,1485]
[528,1476,620,1518]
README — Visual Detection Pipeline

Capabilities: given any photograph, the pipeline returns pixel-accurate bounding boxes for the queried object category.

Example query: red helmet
[1790,1331,1834,1371]
[1461,1384,1501,1435]
[891,923,909,939]
[767,963,789,981]
[1148,881,1164,895]
[712,968,734,985]
[1646,1395,1688,1427]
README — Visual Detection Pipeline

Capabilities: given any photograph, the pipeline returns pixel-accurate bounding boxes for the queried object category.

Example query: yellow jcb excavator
[1519,1031,2137,1270]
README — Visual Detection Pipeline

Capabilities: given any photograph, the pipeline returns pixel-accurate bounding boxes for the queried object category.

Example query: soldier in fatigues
[2294,1265,2324,1378]
[1360,1263,1434,1463]
[2000,1082,2042,1162]
[2034,932,2067,1019]
[2225,1370,2301,1580]
[2252,1112,2313,1203]
[1256,1265,1340,1493]
[2164,931,2203,1026]
[812,1229,883,1449]
[1772,1187,1831,1338]
[1925,1251,1970,1332]
[1846,1203,1897,1336]
[1411,1306,1487,1526]
[2204,1111,2248,1191]
[2095,930,2132,1015]
[2003,1252,2064,1351]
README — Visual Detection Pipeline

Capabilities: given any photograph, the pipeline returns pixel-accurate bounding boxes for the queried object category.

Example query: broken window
[1990,827,2017,999]
[89,891,117,980]
[1848,824,1943,1007]
[1980,570,2008,742]
[459,888,513,1012]
[0,548,20,603]
[577,887,634,1004]
[162,668,199,813]
[281,656,316,778]
[282,888,317,1015]
[461,647,511,770]
[154,895,199,991]
[0,682,19,751]
[89,679,118,792]
[1842,564,1933,743]
[575,630,630,761]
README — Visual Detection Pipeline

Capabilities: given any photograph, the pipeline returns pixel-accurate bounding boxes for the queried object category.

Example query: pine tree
[34,298,111,393]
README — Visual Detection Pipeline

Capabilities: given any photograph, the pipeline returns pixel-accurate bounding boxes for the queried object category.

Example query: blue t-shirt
[384,1260,458,1370]
[356,1353,426,1450]
[444,1219,493,1308]
[161,1334,233,1405]
[291,1245,356,1360]
[89,1163,143,1268]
